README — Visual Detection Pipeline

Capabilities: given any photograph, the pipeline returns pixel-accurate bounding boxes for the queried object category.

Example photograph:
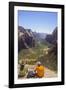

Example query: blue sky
[18,10,57,34]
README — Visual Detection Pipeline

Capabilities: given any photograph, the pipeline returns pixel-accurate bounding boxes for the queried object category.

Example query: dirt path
[44,67,57,78]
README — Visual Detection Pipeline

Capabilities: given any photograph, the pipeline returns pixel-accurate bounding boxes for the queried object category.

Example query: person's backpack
[27,71,35,78]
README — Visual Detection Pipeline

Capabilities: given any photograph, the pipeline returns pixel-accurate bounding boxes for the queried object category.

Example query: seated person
[34,62,44,78]
[27,61,44,78]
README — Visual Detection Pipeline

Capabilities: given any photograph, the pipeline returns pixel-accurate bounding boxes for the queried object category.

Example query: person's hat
[36,61,41,65]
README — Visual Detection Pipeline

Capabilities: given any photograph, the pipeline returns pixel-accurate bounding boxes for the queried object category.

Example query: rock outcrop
[18,26,35,52]
[45,27,57,45]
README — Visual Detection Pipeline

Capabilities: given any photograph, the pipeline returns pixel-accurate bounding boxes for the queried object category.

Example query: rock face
[18,26,35,52]
[45,27,57,56]
[45,27,57,45]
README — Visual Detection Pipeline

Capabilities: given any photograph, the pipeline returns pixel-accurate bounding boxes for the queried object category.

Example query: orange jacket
[35,65,44,78]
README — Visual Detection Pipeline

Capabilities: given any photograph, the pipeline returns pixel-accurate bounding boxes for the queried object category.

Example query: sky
[18,10,57,34]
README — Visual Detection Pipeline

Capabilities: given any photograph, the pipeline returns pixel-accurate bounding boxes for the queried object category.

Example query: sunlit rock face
[18,26,35,52]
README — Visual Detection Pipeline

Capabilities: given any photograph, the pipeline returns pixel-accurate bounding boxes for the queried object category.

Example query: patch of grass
[18,70,26,78]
